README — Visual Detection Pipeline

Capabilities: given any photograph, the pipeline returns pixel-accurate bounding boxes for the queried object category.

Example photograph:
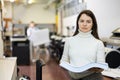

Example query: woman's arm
[89,40,105,73]
[60,39,70,63]
[96,40,105,63]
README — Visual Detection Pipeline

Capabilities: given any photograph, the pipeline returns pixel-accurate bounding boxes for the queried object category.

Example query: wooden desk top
[0,57,17,80]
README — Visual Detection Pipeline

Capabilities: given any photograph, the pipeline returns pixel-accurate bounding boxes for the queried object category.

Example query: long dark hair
[73,10,99,39]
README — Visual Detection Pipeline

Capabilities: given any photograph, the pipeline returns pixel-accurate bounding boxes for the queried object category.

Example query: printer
[110,27,120,39]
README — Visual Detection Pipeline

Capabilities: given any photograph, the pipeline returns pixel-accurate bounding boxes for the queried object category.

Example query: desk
[0,57,17,80]
[102,69,120,80]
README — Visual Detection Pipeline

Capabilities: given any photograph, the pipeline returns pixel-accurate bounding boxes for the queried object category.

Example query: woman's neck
[77,30,92,37]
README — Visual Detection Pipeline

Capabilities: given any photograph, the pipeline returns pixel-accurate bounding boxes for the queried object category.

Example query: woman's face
[29,22,35,28]
[78,14,93,33]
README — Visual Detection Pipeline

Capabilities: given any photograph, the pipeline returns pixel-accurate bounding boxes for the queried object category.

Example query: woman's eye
[79,20,92,24]
[80,20,84,22]
[87,20,92,23]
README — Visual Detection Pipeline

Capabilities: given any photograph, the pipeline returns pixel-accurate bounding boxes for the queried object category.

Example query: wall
[62,15,78,36]
[4,2,12,18]
[86,0,120,38]
[3,2,56,24]
[13,3,56,24]
[62,0,120,38]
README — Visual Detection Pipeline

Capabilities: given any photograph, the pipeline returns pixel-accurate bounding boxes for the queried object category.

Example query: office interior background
[0,0,120,80]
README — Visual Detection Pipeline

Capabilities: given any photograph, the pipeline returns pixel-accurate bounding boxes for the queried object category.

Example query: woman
[27,21,39,62]
[27,21,38,40]
[60,10,106,80]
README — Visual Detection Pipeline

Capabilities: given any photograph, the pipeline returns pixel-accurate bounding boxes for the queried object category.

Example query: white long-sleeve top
[27,27,39,40]
[60,31,105,67]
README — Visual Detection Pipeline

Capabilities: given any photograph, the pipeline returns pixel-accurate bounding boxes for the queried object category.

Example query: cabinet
[12,37,30,65]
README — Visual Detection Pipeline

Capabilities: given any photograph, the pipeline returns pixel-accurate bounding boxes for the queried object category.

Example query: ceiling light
[10,0,15,3]
[28,0,33,4]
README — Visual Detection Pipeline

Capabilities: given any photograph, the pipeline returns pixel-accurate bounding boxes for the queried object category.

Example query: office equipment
[105,50,120,68]
[101,28,120,48]
[102,48,120,79]
[110,28,120,39]
[11,36,30,65]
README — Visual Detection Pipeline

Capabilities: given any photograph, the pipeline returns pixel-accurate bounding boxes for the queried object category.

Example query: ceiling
[2,0,62,8]
[4,0,51,4]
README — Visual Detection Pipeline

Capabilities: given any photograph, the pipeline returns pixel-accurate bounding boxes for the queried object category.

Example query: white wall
[13,3,56,24]
[62,15,78,36]
[4,2,12,18]
[86,0,120,38]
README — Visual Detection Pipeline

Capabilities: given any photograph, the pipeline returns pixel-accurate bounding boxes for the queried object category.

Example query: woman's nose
[83,22,87,26]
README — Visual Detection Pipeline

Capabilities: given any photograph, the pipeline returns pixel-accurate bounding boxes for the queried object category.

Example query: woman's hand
[88,67,103,73]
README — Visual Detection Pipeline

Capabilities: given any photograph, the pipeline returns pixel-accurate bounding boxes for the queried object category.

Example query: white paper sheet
[30,28,50,46]
[60,62,108,73]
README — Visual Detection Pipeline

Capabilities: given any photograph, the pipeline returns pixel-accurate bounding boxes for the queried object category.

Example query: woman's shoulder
[63,36,75,43]
[95,39,104,46]
[66,36,76,41]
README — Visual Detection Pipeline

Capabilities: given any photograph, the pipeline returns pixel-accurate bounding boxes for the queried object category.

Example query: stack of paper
[60,62,108,73]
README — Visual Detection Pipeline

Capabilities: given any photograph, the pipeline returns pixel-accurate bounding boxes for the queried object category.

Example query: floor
[18,57,70,80]
[18,57,114,80]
